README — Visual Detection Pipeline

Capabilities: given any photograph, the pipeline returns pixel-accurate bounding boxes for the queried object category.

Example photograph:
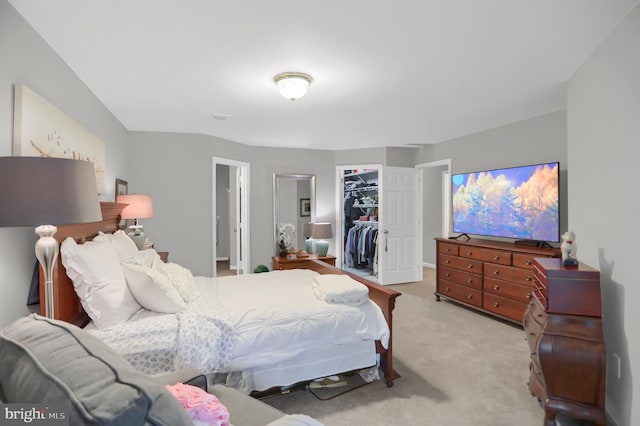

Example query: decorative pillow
[165,383,230,426]
[93,230,139,261]
[122,262,186,313]
[61,237,141,328]
[0,314,192,425]
[126,249,162,268]
[161,262,199,303]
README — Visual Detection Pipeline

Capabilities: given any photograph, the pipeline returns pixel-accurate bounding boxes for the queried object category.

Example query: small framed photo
[115,178,128,201]
[300,198,311,217]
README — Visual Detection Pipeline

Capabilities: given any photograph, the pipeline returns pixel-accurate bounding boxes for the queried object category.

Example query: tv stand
[515,240,553,249]
[434,237,560,324]
[448,233,470,241]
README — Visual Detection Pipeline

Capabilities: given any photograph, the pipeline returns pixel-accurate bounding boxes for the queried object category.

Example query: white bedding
[87,269,390,386]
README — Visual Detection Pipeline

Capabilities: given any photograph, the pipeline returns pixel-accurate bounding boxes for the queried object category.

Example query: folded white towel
[312,274,369,305]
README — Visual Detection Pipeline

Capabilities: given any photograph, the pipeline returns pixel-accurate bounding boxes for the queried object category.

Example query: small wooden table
[272,254,336,270]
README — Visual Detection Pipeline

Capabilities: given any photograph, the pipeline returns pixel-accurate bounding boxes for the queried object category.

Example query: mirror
[273,174,316,254]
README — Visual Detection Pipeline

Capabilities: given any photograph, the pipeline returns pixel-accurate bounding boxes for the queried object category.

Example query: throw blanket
[87,305,234,376]
[312,274,369,305]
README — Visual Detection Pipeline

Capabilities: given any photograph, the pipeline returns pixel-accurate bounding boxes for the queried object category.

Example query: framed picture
[115,178,128,201]
[13,84,106,193]
[300,198,311,217]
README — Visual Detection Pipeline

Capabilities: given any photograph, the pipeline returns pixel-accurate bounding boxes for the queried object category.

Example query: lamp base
[305,238,314,254]
[316,240,329,257]
[128,226,146,250]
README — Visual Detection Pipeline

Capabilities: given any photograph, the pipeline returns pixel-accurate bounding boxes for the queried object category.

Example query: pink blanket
[166,383,230,426]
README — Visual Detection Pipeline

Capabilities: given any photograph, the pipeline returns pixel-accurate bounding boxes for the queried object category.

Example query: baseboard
[422,262,435,269]
[605,411,618,426]
[216,257,229,261]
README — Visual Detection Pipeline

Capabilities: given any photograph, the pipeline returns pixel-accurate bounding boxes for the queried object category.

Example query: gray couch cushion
[0,314,191,425]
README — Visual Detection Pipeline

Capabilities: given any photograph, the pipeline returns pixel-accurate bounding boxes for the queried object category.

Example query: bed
[40,202,401,392]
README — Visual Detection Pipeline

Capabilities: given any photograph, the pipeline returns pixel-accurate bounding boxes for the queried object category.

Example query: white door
[379,166,422,285]
[212,157,250,277]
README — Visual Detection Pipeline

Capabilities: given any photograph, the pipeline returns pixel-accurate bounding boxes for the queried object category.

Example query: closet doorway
[212,157,250,277]
[336,164,422,285]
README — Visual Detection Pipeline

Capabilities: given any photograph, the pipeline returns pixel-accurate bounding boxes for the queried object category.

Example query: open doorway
[416,159,451,268]
[212,157,250,277]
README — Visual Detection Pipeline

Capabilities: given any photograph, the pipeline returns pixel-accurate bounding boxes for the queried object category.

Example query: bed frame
[41,202,401,386]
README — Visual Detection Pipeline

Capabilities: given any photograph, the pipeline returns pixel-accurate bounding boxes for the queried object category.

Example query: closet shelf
[354,220,378,225]
[354,204,378,209]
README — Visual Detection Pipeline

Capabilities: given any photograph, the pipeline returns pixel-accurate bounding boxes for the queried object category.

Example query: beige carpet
[259,267,591,426]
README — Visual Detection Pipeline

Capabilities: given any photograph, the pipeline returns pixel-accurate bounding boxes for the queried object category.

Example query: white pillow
[125,249,162,268]
[93,230,139,261]
[160,262,199,303]
[121,262,186,313]
[61,237,141,328]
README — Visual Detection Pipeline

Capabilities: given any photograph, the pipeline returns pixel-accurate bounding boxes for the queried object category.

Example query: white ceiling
[9,0,639,150]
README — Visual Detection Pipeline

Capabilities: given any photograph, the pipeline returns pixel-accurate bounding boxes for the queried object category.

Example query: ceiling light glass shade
[273,72,313,100]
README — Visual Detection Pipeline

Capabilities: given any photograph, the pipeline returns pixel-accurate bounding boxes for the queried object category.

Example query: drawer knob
[467,264,473,269]
[525,276,532,282]
[467,251,473,256]
[494,255,500,260]
[467,278,473,284]
[526,292,532,299]
[467,294,473,299]
[445,259,450,264]
[446,248,451,252]
[445,272,451,277]
[445,287,450,292]
[493,302,499,308]
[493,285,499,290]
[493,270,499,275]
[526,260,532,265]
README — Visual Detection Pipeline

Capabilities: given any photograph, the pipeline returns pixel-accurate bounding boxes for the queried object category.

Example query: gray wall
[568,5,639,425]
[215,164,230,259]
[418,111,568,265]
[125,131,335,276]
[0,0,128,328]
[421,166,446,265]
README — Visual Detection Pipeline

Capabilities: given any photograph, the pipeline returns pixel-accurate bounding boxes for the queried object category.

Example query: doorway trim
[415,159,451,268]
[212,157,250,277]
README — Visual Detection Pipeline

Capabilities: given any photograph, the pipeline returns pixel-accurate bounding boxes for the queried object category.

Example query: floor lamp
[0,157,102,319]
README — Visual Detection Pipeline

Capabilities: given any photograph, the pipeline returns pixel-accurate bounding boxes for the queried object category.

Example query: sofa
[0,314,321,426]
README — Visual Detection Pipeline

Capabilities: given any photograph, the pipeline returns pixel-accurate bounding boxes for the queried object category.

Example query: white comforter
[198,269,390,371]
[88,269,389,377]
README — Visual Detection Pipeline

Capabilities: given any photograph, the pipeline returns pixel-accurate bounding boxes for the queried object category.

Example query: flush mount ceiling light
[273,72,313,100]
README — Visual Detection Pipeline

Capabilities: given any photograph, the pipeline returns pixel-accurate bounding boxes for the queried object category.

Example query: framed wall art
[13,83,106,193]
[300,198,311,217]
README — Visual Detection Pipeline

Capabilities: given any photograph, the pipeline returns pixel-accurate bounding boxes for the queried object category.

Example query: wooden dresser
[272,254,336,270]
[524,258,605,425]
[434,238,559,324]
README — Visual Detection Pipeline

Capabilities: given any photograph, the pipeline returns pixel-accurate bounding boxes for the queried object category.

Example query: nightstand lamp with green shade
[116,194,154,249]
[311,222,332,257]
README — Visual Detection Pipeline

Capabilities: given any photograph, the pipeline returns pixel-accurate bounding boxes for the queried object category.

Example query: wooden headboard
[38,202,126,327]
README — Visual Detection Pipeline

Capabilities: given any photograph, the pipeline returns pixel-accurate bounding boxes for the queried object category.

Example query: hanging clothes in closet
[344,223,378,274]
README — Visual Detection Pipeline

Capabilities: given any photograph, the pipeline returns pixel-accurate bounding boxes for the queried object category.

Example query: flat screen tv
[452,162,560,244]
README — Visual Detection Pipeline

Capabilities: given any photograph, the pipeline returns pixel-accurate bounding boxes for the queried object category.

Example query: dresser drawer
[484,263,535,286]
[523,302,545,356]
[438,279,483,308]
[438,242,459,256]
[483,293,528,322]
[439,266,483,290]
[484,277,534,304]
[513,253,551,270]
[439,254,483,274]
[459,246,511,265]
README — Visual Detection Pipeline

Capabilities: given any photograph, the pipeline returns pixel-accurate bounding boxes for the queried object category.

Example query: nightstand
[272,254,336,271]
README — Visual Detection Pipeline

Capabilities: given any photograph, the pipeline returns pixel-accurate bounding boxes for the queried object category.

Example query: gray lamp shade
[311,222,332,239]
[0,157,102,227]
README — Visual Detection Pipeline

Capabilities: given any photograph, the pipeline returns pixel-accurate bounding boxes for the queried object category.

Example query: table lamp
[311,222,332,257]
[116,194,154,249]
[0,157,102,319]
[303,222,313,253]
